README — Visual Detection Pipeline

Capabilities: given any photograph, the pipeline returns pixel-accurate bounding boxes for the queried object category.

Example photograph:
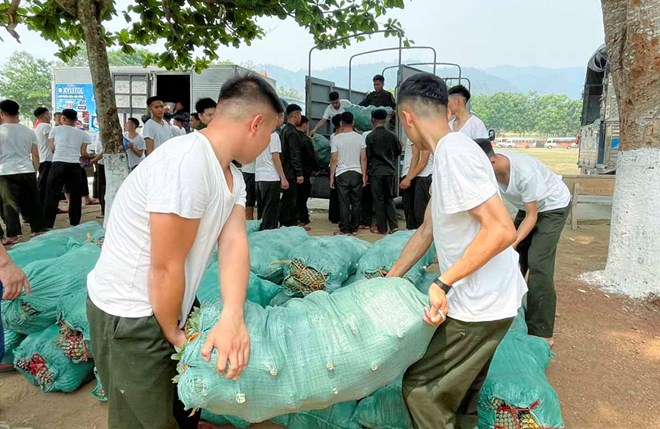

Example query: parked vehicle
[545,137,578,149]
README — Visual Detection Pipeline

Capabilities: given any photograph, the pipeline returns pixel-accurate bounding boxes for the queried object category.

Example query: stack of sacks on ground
[355,230,436,287]
[176,277,436,423]
[249,227,310,283]
[2,223,104,394]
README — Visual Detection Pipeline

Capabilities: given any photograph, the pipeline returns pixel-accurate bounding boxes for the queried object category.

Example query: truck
[577,44,620,174]
[51,65,277,132]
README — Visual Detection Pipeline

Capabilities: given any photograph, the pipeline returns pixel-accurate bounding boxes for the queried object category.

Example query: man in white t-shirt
[309,91,351,137]
[241,161,257,220]
[44,109,91,228]
[387,73,527,428]
[329,112,367,234]
[476,139,570,345]
[255,131,287,230]
[399,136,417,230]
[123,117,146,171]
[448,85,489,140]
[86,75,284,428]
[0,100,46,245]
[142,96,172,155]
[33,107,53,206]
[400,142,433,228]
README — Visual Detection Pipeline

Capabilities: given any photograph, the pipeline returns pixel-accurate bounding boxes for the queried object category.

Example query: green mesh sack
[56,291,93,363]
[175,277,435,423]
[31,221,103,245]
[246,220,262,235]
[344,105,393,132]
[8,235,79,269]
[1,244,101,335]
[197,260,282,306]
[2,328,26,365]
[415,271,439,295]
[200,410,250,427]
[283,236,371,295]
[352,381,411,429]
[272,401,361,429]
[13,324,95,393]
[478,311,564,429]
[312,134,331,168]
[355,231,436,286]
[249,227,310,283]
[91,366,107,402]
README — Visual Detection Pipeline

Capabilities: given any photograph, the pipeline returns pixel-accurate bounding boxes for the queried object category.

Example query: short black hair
[373,74,385,83]
[285,103,302,116]
[331,113,342,129]
[448,85,471,102]
[34,107,49,118]
[195,97,217,114]
[190,112,200,120]
[146,96,163,107]
[397,73,449,116]
[218,74,283,116]
[54,111,62,118]
[127,117,140,128]
[0,100,20,116]
[141,114,151,124]
[62,108,78,121]
[173,115,187,123]
[329,91,340,101]
[371,109,388,121]
[299,115,309,125]
[163,112,174,121]
[340,111,354,125]
[474,138,496,158]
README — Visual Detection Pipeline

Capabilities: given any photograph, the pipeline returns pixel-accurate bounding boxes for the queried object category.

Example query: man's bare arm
[439,194,516,286]
[514,201,538,248]
[387,201,434,277]
[31,144,40,172]
[145,138,155,155]
[148,213,200,347]
[329,152,338,188]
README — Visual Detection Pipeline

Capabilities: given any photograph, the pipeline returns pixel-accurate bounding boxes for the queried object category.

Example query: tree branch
[2,0,22,42]
[162,1,180,43]
[54,0,79,18]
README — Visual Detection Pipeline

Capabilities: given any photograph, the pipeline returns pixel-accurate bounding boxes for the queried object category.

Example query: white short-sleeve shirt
[142,118,172,151]
[123,132,147,169]
[450,114,489,140]
[255,133,283,182]
[431,131,527,322]
[35,122,53,163]
[498,151,571,212]
[331,131,366,177]
[49,125,90,164]
[87,132,247,325]
[0,124,38,175]
[322,99,351,120]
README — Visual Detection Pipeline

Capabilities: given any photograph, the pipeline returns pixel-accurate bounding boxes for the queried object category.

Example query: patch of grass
[503,148,579,175]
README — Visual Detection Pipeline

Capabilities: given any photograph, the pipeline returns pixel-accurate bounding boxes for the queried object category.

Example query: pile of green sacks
[3,223,102,395]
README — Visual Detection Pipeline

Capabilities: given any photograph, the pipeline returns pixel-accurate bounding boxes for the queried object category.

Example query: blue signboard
[54,84,98,132]
[610,137,620,149]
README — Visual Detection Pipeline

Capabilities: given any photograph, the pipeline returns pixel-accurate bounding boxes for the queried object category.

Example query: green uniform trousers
[87,298,201,429]
[403,316,513,429]
[514,205,569,338]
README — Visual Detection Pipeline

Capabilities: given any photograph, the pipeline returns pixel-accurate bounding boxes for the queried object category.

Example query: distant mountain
[259,61,585,99]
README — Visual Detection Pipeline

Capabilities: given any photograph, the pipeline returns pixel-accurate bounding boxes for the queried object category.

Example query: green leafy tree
[1,0,406,215]
[57,44,152,66]
[278,87,303,100]
[534,94,581,135]
[0,51,52,119]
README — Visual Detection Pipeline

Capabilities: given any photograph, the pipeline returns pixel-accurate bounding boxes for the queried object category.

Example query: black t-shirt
[279,123,303,179]
[359,90,396,108]
[365,126,402,176]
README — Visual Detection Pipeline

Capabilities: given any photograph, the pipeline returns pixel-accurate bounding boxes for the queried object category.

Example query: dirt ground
[1,203,658,429]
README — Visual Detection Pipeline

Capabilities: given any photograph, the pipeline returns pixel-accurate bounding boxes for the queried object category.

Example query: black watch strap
[433,278,452,294]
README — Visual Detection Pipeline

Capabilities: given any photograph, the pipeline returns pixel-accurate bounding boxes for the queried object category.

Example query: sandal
[85,198,100,206]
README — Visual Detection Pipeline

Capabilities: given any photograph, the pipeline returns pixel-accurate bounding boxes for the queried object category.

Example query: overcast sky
[0,0,605,71]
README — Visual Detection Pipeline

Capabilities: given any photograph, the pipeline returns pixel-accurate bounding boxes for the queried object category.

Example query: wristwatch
[432,278,452,294]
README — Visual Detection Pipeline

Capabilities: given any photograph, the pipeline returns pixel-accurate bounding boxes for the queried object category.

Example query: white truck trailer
[51,65,277,132]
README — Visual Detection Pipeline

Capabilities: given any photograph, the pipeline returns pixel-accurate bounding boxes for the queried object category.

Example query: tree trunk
[76,0,129,224]
[585,0,660,297]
